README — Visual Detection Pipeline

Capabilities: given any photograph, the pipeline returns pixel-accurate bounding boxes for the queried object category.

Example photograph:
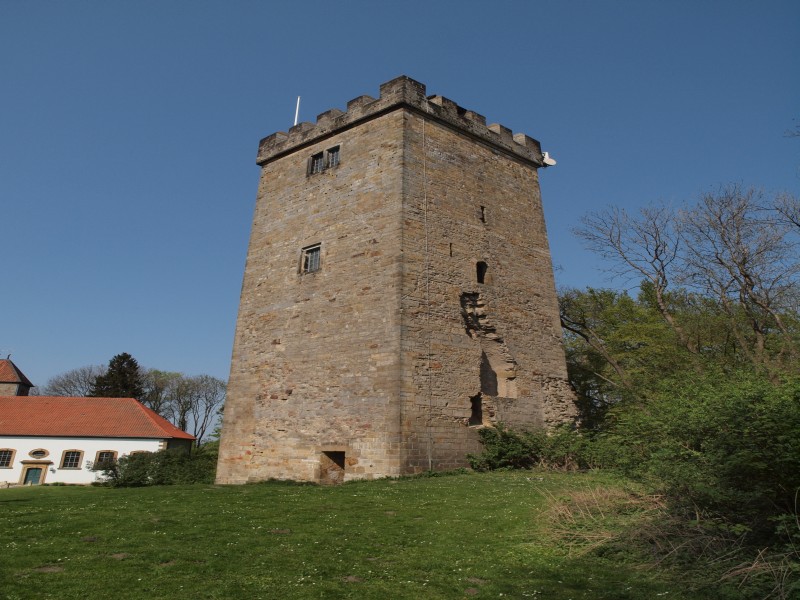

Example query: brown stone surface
[216,76,576,484]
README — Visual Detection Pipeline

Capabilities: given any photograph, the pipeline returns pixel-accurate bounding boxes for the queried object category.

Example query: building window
[28,448,49,459]
[309,152,324,175]
[94,450,117,468]
[301,244,321,274]
[477,261,488,284]
[60,450,84,469]
[327,146,340,169]
[0,449,15,468]
[308,146,341,175]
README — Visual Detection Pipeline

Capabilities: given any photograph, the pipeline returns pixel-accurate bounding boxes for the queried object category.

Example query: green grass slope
[2,471,716,599]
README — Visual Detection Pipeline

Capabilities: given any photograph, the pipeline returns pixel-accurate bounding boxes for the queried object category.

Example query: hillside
[1,471,732,599]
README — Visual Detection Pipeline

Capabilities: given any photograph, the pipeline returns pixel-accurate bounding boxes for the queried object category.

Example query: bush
[603,372,800,540]
[100,444,218,487]
[467,424,590,471]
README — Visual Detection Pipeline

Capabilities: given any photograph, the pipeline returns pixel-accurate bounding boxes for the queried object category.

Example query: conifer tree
[89,353,145,399]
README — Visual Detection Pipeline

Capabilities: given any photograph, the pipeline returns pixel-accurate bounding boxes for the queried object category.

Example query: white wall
[0,436,164,485]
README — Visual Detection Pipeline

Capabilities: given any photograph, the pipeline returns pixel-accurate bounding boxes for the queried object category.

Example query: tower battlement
[257,75,544,167]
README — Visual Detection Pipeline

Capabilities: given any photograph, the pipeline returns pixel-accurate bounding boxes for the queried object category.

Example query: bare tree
[141,370,182,416]
[142,371,226,444]
[187,375,226,445]
[40,365,107,396]
[775,192,800,230]
[576,185,799,376]
[681,186,800,371]
[575,204,697,353]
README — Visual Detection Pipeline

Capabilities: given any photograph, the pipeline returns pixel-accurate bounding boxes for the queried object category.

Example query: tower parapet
[257,75,544,167]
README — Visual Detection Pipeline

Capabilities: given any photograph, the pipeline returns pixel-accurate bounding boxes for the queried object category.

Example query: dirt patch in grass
[33,565,64,573]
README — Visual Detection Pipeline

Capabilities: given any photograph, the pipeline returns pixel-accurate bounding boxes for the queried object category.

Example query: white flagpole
[294,96,301,126]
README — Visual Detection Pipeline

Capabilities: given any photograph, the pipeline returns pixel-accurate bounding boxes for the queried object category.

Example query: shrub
[604,372,800,540]
[467,424,590,471]
[100,444,218,487]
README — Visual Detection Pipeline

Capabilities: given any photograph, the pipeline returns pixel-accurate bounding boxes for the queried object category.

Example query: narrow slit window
[477,261,488,284]
[469,394,483,426]
[302,244,321,274]
[480,206,486,223]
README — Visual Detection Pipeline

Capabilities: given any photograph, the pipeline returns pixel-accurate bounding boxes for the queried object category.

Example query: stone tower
[216,76,576,484]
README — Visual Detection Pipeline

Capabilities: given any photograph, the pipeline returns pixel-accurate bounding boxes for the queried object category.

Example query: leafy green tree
[89,353,145,399]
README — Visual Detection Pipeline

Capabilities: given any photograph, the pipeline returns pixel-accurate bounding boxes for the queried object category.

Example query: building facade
[0,395,194,485]
[217,76,576,484]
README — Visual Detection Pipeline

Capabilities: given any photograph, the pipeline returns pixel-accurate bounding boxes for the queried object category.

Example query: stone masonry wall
[217,111,407,484]
[398,111,576,473]
[217,76,576,484]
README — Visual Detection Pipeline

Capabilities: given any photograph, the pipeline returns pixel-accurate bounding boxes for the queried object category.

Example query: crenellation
[288,121,315,135]
[463,110,486,126]
[316,108,344,124]
[345,94,376,112]
[255,75,547,167]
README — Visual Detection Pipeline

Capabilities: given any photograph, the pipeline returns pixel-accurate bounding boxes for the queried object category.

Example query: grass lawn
[1,471,721,599]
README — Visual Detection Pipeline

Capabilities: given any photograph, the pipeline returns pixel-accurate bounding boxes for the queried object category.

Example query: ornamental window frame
[0,448,15,468]
[94,450,118,468]
[60,449,84,470]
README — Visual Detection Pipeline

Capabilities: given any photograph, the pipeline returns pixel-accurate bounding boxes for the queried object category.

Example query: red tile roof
[0,359,34,387]
[0,396,194,440]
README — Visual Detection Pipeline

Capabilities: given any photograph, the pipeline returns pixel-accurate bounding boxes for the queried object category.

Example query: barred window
[60,450,83,469]
[0,449,14,468]
[302,244,321,274]
[309,152,324,174]
[308,146,340,175]
[327,146,340,169]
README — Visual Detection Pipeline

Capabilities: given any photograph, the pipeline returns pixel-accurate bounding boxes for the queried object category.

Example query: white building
[0,393,195,486]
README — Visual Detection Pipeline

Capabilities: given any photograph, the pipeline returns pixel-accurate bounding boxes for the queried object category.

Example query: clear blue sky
[2,1,798,388]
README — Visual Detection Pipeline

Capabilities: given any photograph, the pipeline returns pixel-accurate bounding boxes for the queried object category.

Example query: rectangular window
[308,146,340,175]
[94,450,117,467]
[0,449,14,468]
[327,146,340,169]
[302,244,321,273]
[309,152,324,175]
[61,450,83,469]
